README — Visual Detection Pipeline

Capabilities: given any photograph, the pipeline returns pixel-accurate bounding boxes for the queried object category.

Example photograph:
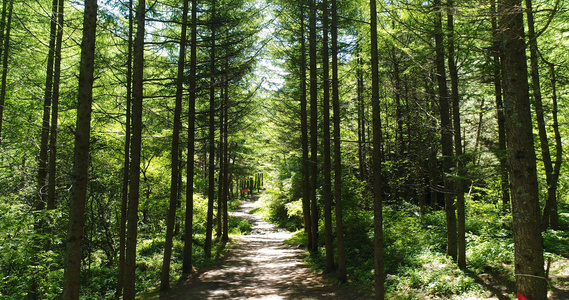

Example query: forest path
[154,194,362,300]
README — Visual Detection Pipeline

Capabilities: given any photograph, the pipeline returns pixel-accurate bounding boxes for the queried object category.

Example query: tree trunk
[222,83,229,243]
[47,0,64,237]
[370,0,384,297]
[321,0,334,273]
[524,0,554,231]
[308,0,318,254]
[447,0,465,269]
[183,0,198,273]
[217,91,224,239]
[117,0,134,295]
[204,0,217,259]
[545,62,562,229]
[61,0,97,298]
[124,0,146,297]
[37,0,60,218]
[161,0,189,290]
[434,0,457,260]
[490,0,509,212]
[299,2,312,251]
[0,0,12,142]
[331,0,346,281]
[498,0,547,298]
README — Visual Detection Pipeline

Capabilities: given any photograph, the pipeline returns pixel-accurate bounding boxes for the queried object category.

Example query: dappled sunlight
[155,196,357,300]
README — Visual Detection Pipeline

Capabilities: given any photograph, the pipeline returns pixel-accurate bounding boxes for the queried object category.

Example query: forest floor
[148,195,363,299]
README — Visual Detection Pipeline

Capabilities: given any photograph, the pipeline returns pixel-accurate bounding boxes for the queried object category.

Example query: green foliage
[255,172,304,230]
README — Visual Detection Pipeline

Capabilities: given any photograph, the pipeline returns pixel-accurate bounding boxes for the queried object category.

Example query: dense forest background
[0,0,567,298]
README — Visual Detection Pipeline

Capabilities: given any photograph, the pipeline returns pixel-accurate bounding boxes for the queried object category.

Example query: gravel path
[155,196,362,299]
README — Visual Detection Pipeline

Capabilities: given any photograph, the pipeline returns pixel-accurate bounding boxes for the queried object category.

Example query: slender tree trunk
[221,83,229,243]
[183,0,198,273]
[299,3,312,251]
[321,0,334,273]
[117,0,134,295]
[356,43,367,182]
[498,0,546,298]
[0,0,12,142]
[525,0,554,231]
[37,0,61,217]
[47,0,64,237]
[61,0,97,298]
[161,0,189,290]
[434,0,457,261]
[0,1,7,139]
[124,0,146,297]
[308,0,318,254]
[204,0,217,259]
[217,94,224,238]
[331,0,346,281]
[447,0,465,269]
[546,63,561,229]
[370,0,384,298]
[490,0,509,212]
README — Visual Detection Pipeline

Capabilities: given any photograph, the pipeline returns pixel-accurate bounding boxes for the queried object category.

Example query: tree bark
[299,2,312,251]
[124,0,146,297]
[161,0,189,290]
[61,0,97,298]
[490,0,509,212]
[38,0,61,217]
[117,0,134,295]
[308,0,319,254]
[183,0,198,273]
[434,0,457,261]
[321,0,335,273]
[0,0,12,142]
[524,0,554,231]
[47,0,64,234]
[331,0,346,282]
[204,0,217,259]
[545,62,562,229]
[498,0,547,298]
[447,0,465,269]
[370,0,384,298]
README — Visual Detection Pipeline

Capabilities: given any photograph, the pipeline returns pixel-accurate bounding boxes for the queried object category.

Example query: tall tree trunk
[0,1,6,139]
[545,62,562,229]
[217,93,224,238]
[498,0,546,298]
[204,0,217,259]
[161,0,189,290]
[47,0,64,238]
[447,0,465,269]
[356,43,367,182]
[124,0,146,297]
[308,0,319,254]
[183,0,198,273]
[0,0,12,142]
[490,0,509,212]
[222,82,229,243]
[38,0,61,216]
[370,0,384,298]
[117,0,134,295]
[331,0,346,281]
[61,0,97,298]
[299,2,312,251]
[434,0,457,260]
[524,0,554,231]
[321,0,334,273]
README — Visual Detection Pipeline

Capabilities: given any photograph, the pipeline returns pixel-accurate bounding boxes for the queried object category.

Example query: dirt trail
[156,196,362,299]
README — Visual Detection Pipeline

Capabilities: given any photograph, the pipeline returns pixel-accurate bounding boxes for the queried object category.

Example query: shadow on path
[154,195,364,299]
